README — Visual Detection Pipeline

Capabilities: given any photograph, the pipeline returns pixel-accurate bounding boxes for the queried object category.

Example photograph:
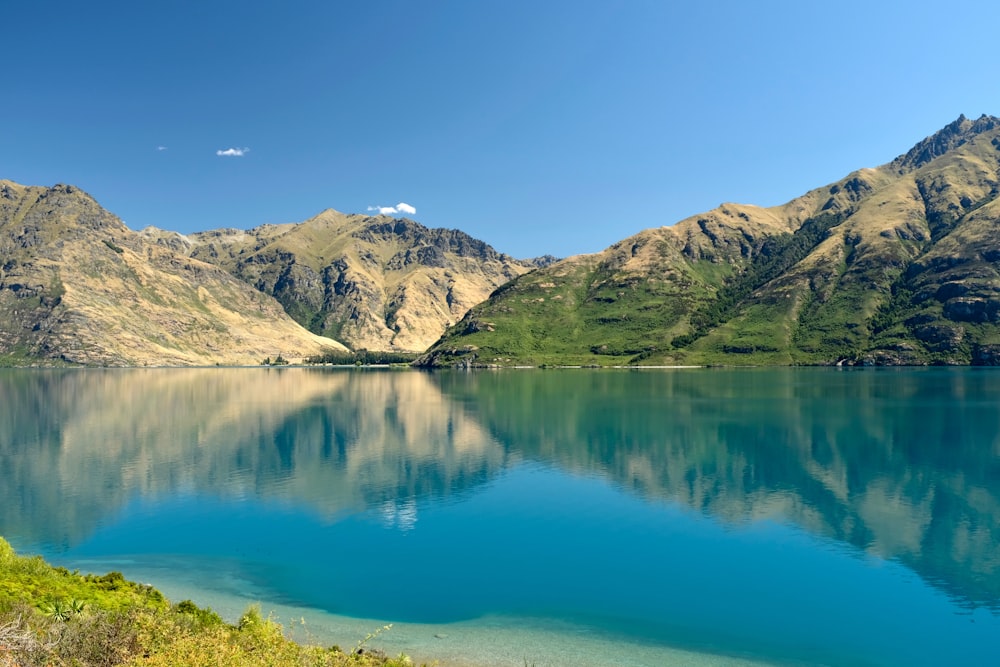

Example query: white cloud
[216,147,249,157]
[157,146,168,151]
[367,202,417,216]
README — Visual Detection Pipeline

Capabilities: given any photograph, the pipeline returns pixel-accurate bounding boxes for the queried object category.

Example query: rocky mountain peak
[355,217,507,263]
[0,182,130,259]
[891,113,1000,173]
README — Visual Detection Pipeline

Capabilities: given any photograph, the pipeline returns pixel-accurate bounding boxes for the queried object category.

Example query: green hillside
[418,114,1000,367]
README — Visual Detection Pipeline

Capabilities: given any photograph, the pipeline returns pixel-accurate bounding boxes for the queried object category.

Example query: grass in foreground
[0,537,423,667]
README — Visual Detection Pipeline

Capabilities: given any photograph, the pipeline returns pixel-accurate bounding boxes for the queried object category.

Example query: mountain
[0,181,347,366]
[418,114,1000,367]
[146,211,543,352]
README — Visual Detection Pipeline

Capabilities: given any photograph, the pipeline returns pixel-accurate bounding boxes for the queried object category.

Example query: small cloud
[157,146,168,151]
[216,147,249,157]
[367,202,416,216]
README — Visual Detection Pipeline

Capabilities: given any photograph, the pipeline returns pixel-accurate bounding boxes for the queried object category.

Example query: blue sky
[3,1,999,258]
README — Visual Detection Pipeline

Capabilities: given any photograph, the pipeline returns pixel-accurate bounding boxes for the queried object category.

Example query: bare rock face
[0,181,346,366]
[913,323,965,351]
[185,210,538,352]
[892,114,1000,172]
[972,344,1000,366]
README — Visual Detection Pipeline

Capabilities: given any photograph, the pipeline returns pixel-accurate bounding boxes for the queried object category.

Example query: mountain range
[4,114,1000,366]
[0,182,539,365]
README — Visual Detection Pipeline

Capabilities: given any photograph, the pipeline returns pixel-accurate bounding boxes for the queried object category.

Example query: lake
[1,367,998,666]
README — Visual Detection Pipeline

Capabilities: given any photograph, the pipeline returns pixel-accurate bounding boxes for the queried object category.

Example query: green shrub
[0,537,428,667]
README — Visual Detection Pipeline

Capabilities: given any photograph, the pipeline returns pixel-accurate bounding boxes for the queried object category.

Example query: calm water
[2,367,999,666]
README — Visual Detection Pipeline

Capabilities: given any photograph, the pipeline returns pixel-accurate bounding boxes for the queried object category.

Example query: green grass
[0,538,170,614]
[0,350,41,367]
[422,257,721,366]
[421,213,862,367]
[0,537,426,667]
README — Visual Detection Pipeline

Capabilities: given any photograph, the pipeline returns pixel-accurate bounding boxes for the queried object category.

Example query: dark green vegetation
[0,537,421,667]
[304,350,421,365]
[262,354,289,366]
[419,115,1000,367]
[674,212,844,348]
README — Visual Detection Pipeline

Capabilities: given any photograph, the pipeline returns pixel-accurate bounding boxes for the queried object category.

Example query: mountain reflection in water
[0,368,508,547]
[434,368,1000,613]
[2,367,998,616]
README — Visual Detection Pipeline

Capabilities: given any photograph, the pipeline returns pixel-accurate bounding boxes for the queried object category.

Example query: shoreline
[65,555,782,667]
[3,533,784,667]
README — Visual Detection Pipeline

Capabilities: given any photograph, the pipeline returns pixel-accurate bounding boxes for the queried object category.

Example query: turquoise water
[2,367,999,665]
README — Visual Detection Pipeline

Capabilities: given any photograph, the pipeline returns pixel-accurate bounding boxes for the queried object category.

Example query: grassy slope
[420,117,1000,367]
[426,241,716,366]
[422,201,809,366]
[0,537,419,667]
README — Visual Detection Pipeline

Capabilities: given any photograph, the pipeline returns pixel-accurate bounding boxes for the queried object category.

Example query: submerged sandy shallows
[73,557,779,667]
